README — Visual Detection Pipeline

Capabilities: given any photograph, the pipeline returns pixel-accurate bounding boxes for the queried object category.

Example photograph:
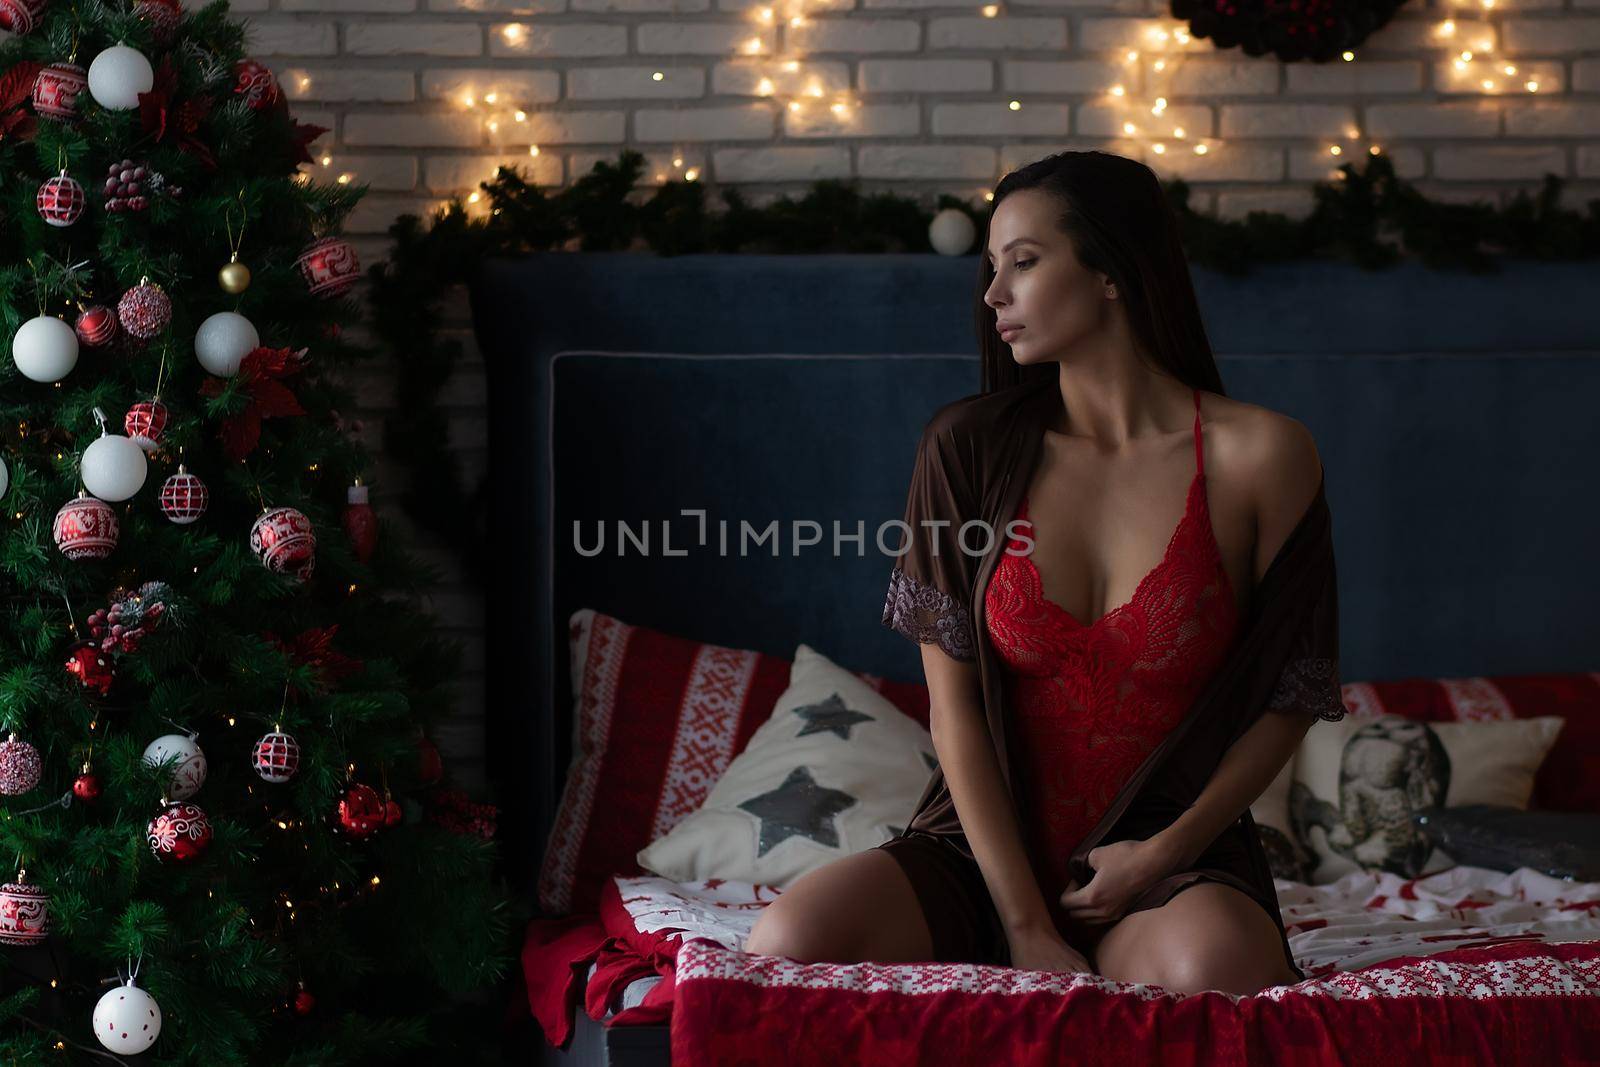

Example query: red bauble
[0,0,48,34]
[233,59,280,111]
[416,736,443,787]
[0,876,49,945]
[159,465,208,525]
[124,399,169,452]
[292,988,315,1015]
[342,483,377,564]
[147,801,212,863]
[73,768,102,802]
[53,492,119,560]
[132,0,180,44]
[64,639,114,695]
[36,170,85,227]
[250,506,316,581]
[74,304,118,347]
[383,799,403,827]
[252,731,300,783]
[336,783,385,838]
[0,735,43,796]
[295,236,361,299]
[32,62,87,120]
[117,280,171,340]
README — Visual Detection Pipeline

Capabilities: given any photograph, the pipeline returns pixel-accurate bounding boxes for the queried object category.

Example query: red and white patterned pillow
[538,608,931,915]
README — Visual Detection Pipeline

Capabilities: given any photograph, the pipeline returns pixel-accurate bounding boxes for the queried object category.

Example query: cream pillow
[1251,757,1316,883]
[1289,713,1563,883]
[636,644,937,889]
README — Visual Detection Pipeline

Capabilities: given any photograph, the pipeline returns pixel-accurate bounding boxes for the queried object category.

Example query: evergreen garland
[370,147,1600,567]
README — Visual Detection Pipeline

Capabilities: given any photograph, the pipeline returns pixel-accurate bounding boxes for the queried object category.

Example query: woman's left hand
[1058,838,1177,925]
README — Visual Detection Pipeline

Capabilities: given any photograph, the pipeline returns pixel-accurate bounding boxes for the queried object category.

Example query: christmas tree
[0,1,513,1062]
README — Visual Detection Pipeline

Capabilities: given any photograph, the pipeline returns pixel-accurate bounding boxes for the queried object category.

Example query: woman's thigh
[1091,882,1300,996]
[743,848,935,964]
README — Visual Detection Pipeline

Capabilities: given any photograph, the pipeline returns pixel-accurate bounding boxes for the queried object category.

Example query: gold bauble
[218,261,252,294]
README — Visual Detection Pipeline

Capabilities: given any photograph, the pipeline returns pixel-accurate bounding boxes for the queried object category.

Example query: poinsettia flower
[137,55,217,171]
[0,61,44,143]
[198,345,309,461]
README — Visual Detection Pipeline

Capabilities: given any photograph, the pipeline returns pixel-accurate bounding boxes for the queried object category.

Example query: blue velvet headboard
[468,253,1600,894]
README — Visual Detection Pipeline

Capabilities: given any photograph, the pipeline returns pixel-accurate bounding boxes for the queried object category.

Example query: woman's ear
[1100,274,1117,299]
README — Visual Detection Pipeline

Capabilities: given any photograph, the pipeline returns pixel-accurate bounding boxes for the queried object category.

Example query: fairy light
[501,23,526,45]
[1008,100,1020,110]
[982,4,998,15]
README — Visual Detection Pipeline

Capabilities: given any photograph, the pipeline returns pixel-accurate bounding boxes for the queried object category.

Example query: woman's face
[982,188,1114,366]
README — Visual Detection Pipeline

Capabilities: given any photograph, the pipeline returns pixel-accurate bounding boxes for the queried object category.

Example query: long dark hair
[976,150,1226,400]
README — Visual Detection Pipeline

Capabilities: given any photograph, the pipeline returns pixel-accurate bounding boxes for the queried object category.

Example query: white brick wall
[228,0,1600,795]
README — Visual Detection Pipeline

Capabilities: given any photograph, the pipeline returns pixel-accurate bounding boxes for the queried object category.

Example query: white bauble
[193,311,259,377]
[81,433,148,502]
[0,457,8,499]
[928,207,977,256]
[93,979,162,1054]
[87,44,155,111]
[12,315,79,382]
[142,733,207,800]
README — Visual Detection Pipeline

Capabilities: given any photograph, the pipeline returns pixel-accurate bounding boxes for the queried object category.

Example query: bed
[466,252,1600,1066]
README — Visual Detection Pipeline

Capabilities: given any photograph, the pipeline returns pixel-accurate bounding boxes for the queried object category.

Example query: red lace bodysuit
[984,387,1240,909]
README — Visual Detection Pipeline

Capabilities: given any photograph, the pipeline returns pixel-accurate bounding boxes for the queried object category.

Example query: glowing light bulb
[1152,142,1166,154]
[652,71,664,81]
[1008,100,1020,110]
[746,37,762,54]
[759,6,773,20]
[982,4,998,15]
[515,110,526,121]
[1153,59,1166,71]
[1481,78,1495,89]
[1123,121,1136,134]
[1461,50,1473,61]
[1525,80,1540,92]
[1329,145,1342,155]
[1440,19,1457,35]
[1173,126,1185,138]
[757,78,774,94]
[1368,144,1381,155]
[1194,143,1209,155]
[1341,51,1354,61]
[501,24,526,45]
[529,145,540,156]
[1503,65,1516,75]
[485,92,498,104]
[685,167,699,180]
[1110,84,1125,96]
[1126,49,1139,61]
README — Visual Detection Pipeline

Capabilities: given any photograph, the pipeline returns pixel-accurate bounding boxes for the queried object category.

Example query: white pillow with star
[635,643,939,889]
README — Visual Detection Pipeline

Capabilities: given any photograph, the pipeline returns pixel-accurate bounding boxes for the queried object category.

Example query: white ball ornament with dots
[93,977,161,1054]
[194,310,259,377]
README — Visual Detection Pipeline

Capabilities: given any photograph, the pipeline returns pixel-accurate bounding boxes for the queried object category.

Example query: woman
[743,150,1346,996]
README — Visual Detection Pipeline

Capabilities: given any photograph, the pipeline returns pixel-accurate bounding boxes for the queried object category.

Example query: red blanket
[671,937,1600,1064]
[522,877,685,1048]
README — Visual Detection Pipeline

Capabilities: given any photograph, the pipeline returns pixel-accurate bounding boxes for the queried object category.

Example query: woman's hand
[1058,837,1177,925]
[1005,920,1093,975]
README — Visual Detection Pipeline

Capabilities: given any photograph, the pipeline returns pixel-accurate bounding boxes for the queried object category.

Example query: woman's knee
[744,897,839,961]
[1153,946,1291,997]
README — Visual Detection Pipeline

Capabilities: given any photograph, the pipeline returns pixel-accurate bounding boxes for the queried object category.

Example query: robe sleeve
[880,407,981,664]
[1262,536,1347,723]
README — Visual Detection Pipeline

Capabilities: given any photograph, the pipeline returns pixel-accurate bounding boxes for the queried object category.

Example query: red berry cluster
[426,788,498,840]
[87,582,170,653]
[104,159,150,212]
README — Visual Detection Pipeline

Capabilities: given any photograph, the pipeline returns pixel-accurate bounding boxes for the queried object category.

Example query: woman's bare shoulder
[1200,391,1325,576]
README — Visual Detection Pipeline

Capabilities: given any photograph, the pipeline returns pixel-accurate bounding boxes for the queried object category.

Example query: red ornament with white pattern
[233,59,280,111]
[159,465,208,524]
[0,0,48,34]
[0,871,49,945]
[0,734,43,795]
[75,304,118,347]
[124,399,168,452]
[250,506,316,580]
[252,730,300,783]
[53,491,119,560]
[117,279,170,340]
[336,783,385,838]
[37,169,86,227]
[32,62,87,120]
[147,801,211,863]
[64,639,114,695]
[295,236,361,299]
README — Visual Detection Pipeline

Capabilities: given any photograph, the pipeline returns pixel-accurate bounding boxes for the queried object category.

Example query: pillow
[1339,673,1595,811]
[635,644,937,889]
[537,609,932,915]
[1251,758,1317,884]
[1412,805,1600,882]
[1289,713,1562,883]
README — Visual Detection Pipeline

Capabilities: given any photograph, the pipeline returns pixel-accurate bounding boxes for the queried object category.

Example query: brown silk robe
[880,380,1346,977]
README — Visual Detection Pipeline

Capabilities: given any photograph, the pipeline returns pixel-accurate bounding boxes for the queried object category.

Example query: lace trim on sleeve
[1267,655,1346,722]
[882,569,975,663]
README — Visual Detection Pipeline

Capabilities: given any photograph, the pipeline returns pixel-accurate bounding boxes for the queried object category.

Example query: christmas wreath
[1171,0,1410,62]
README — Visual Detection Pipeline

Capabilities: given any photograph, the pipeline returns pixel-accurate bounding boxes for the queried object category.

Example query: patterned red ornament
[32,62,87,120]
[232,59,280,111]
[132,0,180,45]
[123,399,169,452]
[159,465,208,524]
[74,304,118,347]
[73,765,102,802]
[0,0,48,34]
[250,506,316,581]
[0,735,43,796]
[252,731,300,783]
[336,783,385,838]
[0,874,49,945]
[117,279,171,340]
[64,639,114,695]
[53,492,118,560]
[295,236,361,299]
[36,170,85,227]
[147,801,212,862]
